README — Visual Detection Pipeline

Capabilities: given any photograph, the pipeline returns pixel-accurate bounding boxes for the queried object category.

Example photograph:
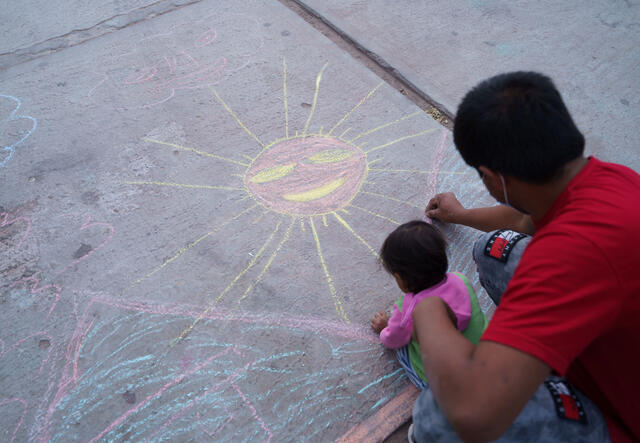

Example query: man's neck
[519,157,589,222]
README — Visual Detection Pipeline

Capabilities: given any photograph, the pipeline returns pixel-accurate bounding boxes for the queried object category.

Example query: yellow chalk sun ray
[364,128,436,155]
[239,216,296,302]
[348,203,400,225]
[349,110,424,143]
[369,167,466,175]
[174,217,285,344]
[302,62,328,138]
[360,190,424,209]
[210,86,266,151]
[310,217,349,322]
[333,212,380,259]
[339,127,352,139]
[125,181,245,191]
[283,56,289,138]
[143,137,250,167]
[328,82,383,136]
[129,203,258,288]
[252,209,270,224]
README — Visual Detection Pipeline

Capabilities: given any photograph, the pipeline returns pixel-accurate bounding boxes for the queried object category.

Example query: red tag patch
[544,380,588,424]
[489,237,508,259]
[560,394,580,420]
[484,229,527,263]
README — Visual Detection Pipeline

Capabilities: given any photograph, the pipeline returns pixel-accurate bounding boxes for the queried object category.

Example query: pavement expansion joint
[279,0,454,130]
[0,0,204,71]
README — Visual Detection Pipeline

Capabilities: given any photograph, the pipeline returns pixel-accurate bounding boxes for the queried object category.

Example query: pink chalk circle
[124,66,158,84]
[245,136,367,216]
[195,29,218,47]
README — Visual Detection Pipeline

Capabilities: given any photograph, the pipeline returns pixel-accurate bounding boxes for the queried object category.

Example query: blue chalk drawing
[357,368,404,394]
[0,94,37,167]
[51,309,402,442]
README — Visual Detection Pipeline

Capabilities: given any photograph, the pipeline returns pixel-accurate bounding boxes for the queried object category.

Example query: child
[371,220,488,389]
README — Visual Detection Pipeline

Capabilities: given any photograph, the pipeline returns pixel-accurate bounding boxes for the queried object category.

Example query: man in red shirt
[412,71,640,442]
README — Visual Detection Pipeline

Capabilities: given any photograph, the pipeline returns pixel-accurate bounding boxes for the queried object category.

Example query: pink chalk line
[146,349,273,442]
[91,296,379,344]
[228,377,273,443]
[0,398,28,443]
[40,316,95,443]
[87,14,264,110]
[198,410,234,439]
[54,215,115,278]
[9,275,61,321]
[89,347,234,443]
[0,332,53,375]
[0,211,31,248]
[6,214,114,322]
[144,351,245,442]
[425,129,449,224]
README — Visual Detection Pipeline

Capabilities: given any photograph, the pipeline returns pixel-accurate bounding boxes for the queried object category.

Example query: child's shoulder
[448,272,472,286]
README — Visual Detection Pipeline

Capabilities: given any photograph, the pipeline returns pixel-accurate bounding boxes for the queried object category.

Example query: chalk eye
[249,163,295,183]
[307,149,355,164]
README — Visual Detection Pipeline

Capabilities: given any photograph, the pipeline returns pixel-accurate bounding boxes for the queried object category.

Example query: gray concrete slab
[298,0,640,171]
[0,0,158,53]
[0,0,204,70]
[1,0,491,441]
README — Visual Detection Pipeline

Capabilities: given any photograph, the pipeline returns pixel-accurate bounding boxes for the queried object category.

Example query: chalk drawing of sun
[126,58,458,340]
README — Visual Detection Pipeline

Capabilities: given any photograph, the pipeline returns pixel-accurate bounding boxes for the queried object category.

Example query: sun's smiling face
[245,135,366,216]
[128,60,447,328]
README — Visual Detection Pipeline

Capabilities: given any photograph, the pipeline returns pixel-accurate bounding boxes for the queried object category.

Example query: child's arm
[377,304,412,349]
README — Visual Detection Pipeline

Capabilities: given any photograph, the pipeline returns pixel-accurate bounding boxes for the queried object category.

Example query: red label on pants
[560,394,580,420]
[489,237,508,259]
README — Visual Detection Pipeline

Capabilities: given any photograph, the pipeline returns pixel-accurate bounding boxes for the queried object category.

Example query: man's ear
[478,166,503,186]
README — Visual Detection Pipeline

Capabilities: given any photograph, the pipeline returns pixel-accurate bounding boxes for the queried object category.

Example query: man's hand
[370,310,389,333]
[425,192,467,223]
[425,191,535,234]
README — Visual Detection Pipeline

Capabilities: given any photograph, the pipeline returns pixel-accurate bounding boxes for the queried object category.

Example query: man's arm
[412,297,550,442]
[426,192,535,235]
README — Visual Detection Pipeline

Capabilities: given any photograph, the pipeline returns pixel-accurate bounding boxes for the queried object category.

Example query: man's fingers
[426,207,440,220]
[426,195,440,211]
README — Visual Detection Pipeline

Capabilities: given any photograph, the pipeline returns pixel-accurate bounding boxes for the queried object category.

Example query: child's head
[380,220,448,293]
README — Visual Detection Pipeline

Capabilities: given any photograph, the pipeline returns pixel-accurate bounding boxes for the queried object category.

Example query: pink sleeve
[379,304,412,349]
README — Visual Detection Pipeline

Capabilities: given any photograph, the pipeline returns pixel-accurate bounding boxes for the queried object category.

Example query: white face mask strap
[499,173,510,206]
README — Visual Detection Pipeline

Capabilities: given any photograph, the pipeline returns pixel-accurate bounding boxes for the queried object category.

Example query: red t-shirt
[482,157,640,442]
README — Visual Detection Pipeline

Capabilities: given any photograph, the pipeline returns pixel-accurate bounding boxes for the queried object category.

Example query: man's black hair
[453,71,584,182]
[380,220,447,294]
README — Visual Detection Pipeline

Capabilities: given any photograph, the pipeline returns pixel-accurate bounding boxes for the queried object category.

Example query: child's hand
[370,310,389,333]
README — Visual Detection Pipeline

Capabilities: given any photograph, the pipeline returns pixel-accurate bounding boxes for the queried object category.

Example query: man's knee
[412,388,460,442]
[472,229,531,306]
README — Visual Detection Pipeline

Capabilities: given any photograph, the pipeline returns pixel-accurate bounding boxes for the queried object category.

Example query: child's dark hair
[380,220,447,293]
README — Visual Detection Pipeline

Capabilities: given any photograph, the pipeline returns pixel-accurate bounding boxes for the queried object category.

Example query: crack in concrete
[0,0,203,71]
[2,0,455,131]
[278,0,454,129]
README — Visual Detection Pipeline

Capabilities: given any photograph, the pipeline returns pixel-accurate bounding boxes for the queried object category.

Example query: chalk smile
[282,177,347,202]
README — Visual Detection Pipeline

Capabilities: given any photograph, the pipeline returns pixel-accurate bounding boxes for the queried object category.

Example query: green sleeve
[452,272,489,345]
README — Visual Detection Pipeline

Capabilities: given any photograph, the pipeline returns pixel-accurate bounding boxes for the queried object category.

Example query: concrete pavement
[1,1,637,441]
[298,0,640,170]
